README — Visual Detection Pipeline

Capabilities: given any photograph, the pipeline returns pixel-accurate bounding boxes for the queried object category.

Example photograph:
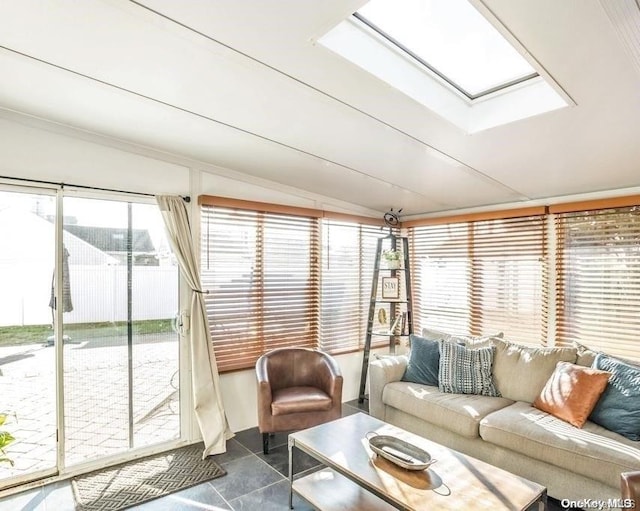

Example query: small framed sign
[381,277,400,300]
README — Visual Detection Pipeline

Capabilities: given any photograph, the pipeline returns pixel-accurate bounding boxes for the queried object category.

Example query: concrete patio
[0,333,180,483]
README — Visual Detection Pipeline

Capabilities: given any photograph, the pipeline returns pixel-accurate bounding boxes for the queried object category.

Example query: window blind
[320,220,381,353]
[555,206,640,361]
[200,205,319,372]
[410,222,472,334]
[409,215,547,345]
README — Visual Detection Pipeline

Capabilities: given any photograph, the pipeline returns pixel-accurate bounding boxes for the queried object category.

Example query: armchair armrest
[621,471,640,502]
[255,355,270,385]
[317,353,343,401]
[368,355,408,420]
[256,355,273,432]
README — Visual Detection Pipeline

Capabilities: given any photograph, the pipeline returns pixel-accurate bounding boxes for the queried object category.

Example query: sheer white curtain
[156,195,233,457]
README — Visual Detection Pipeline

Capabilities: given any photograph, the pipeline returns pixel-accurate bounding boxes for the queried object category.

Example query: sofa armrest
[368,355,408,420]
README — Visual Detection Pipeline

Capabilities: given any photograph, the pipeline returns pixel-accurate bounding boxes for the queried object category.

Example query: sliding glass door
[0,188,58,486]
[0,187,180,489]
[62,196,180,467]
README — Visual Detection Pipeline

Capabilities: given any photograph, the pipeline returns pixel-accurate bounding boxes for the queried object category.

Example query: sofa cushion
[533,361,611,428]
[438,341,500,397]
[574,341,599,367]
[271,386,332,415]
[401,334,440,386]
[590,354,640,440]
[574,341,640,370]
[492,339,578,403]
[480,401,640,488]
[382,381,513,438]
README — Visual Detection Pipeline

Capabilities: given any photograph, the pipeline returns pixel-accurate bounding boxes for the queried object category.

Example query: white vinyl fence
[0,263,178,327]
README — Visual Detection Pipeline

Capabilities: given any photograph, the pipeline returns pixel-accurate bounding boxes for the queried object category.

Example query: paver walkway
[0,333,180,484]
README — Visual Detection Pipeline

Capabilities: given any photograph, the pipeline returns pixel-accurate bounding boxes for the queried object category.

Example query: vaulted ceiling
[1,0,639,217]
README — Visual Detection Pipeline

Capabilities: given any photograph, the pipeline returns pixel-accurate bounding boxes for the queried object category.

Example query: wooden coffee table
[288,413,546,510]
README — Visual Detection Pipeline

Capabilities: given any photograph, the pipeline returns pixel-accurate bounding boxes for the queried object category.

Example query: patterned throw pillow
[401,334,440,387]
[438,340,500,397]
[589,354,640,440]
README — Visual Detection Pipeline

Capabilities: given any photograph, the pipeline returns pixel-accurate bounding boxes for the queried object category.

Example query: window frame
[352,1,539,100]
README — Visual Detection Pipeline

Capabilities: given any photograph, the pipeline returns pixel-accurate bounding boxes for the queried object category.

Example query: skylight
[317,0,571,132]
[354,0,538,99]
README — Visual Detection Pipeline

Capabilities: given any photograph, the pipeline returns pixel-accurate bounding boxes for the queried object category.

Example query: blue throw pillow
[589,354,640,440]
[401,334,440,387]
[438,340,501,397]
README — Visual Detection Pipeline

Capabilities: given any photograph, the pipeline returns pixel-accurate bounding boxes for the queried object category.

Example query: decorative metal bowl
[366,432,437,471]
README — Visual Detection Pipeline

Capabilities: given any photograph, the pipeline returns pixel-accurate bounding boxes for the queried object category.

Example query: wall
[0,111,381,436]
[0,115,191,196]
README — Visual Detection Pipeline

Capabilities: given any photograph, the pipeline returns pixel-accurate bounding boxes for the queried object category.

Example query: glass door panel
[62,197,179,467]
[131,203,180,448]
[0,189,57,488]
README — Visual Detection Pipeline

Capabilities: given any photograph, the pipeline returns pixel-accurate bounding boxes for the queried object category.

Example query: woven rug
[71,443,226,511]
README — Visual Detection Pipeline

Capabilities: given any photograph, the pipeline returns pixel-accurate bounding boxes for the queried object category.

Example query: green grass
[0,319,174,347]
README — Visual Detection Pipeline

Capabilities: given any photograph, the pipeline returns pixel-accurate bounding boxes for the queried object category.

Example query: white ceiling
[1,0,639,217]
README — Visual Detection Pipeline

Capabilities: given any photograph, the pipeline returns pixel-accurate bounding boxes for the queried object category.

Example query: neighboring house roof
[63,225,155,253]
[0,209,117,266]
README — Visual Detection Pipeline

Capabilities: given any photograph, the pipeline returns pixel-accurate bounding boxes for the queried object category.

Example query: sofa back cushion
[492,339,578,403]
[421,327,503,348]
[574,341,599,367]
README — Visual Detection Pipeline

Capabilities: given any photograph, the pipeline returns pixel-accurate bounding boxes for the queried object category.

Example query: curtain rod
[0,174,190,202]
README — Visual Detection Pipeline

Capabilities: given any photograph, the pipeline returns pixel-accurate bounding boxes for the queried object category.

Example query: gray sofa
[369,337,640,506]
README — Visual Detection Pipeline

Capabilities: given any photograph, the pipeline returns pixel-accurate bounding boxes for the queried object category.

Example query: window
[355,0,537,99]
[320,219,381,353]
[201,202,319,372]
[555,206,640,361]
[201,195,640,369]
[199,197,385,371]
[409,213,548,345]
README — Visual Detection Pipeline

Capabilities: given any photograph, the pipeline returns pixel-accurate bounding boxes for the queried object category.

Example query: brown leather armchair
[621,471,640,503]
[256,347,343,454]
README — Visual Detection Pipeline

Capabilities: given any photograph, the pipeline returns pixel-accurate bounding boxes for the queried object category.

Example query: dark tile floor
[0,399,567,510]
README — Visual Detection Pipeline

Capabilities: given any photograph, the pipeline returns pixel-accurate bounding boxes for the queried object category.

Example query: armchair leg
[263,433,269,454]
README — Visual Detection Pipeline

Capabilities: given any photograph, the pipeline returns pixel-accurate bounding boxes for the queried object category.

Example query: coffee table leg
[288,436,294,509]
[532,489,547,510]
[539,490,547,510]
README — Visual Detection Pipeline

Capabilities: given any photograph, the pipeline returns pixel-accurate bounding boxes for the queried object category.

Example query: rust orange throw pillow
[533,361,611,428]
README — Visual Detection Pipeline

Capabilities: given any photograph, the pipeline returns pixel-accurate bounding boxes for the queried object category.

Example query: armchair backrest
[260,347,339,393]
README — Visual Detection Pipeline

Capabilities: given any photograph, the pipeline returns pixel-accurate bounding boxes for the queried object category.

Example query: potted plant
[382,249,403,269]
[0,413,15,466]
